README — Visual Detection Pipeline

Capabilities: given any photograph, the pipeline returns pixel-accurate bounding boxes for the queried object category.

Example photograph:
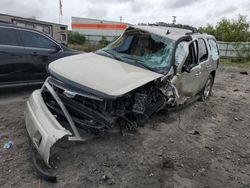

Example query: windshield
[97,29,175,73]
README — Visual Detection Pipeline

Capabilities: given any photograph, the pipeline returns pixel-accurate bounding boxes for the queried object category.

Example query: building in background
[0,13,68,44]
[71,17,128,44]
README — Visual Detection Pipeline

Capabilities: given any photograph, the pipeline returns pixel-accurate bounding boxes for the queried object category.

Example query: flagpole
[59,0,61,24]
[59,0,62,24]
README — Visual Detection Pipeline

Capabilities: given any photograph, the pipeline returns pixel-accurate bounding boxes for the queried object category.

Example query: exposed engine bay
[41,76,178,136]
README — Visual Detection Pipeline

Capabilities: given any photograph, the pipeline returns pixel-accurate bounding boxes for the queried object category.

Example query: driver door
[175,40,203,97]
[19,29,62,81]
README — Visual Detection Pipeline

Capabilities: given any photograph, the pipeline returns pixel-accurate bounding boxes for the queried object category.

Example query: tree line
[199,15,250,42]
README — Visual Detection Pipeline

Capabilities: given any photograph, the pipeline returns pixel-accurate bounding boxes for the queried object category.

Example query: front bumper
[25,89,72,167]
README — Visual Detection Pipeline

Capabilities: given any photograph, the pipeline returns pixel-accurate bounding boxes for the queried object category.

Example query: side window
[175,41,187,66]
[20,30,58,49]
[0,27,19,46]
[208,39,219,61]
[198,38,208,62]
[186,41,198,66]
[181,41,199,72]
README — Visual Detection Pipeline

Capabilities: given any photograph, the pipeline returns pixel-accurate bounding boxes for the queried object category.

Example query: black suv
[0,23,80,87]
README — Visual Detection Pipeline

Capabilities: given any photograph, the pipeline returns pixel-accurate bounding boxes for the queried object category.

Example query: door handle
[206,64,211,69]
[32,52,38,56]
[195,71,201,77]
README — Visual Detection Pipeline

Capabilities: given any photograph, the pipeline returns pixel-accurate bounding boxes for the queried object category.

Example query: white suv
[25,25,219,168]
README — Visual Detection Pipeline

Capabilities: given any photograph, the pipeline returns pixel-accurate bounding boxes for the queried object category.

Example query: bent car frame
[25,25,220,168]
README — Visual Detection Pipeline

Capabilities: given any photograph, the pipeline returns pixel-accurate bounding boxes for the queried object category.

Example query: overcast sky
[0,0,249,29]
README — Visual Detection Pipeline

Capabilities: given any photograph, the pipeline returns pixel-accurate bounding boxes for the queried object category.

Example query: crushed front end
[25,76,172,166]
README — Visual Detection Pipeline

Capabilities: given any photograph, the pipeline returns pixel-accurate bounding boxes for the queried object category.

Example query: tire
[200,74,214,101]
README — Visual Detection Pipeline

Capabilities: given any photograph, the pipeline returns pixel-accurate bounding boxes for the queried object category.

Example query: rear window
[0,27,19,46]
[208,39,219,61]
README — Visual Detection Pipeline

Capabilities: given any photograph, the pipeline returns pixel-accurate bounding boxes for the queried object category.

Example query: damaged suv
[25,25,219,167]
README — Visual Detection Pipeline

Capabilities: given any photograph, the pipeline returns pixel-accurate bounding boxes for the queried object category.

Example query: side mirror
[55,45,61,51]
[51,45,61,53]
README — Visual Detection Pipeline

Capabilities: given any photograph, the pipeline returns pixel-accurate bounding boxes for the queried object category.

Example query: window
[198,39,208,62]
[36,25,44,32]
[43,26,50,35]
[99,30,175,71]
[0,27,19,46]
[184,41,198,67]
[20,30,58,49]
[60,26,66,30]
[26,23,34,29]
[16,22,25,27]
[113,35,134,53]
[60,34,66,41]
[175,41,187,66]
[208,39,219,61]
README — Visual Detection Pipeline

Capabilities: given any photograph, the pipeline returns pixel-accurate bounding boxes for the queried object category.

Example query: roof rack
[185,29,203,35]
[147,23,198,31]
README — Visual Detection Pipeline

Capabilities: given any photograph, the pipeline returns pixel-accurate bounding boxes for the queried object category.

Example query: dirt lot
[0,64,249,188]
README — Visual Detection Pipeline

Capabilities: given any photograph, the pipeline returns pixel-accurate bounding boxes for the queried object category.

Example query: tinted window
[208,39,219,61]
[0,27,19,46]
[198,39,208,62]
[20,30,58,49]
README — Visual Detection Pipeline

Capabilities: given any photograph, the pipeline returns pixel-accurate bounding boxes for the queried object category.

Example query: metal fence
[218,41,250,58]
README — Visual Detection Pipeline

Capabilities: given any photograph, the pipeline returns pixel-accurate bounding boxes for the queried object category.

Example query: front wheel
[200,74,214,101]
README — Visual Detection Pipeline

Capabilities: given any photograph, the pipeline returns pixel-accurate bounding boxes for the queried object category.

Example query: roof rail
[147,23,198,31]
[185,29,203,35]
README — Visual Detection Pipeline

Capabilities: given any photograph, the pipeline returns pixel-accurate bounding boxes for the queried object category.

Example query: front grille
[41,78,116,134]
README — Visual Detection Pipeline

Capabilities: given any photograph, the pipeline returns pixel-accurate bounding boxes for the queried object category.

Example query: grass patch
[68,43,105,52]
[220,58,250,68]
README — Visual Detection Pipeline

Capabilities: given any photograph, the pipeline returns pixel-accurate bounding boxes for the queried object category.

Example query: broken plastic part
[44,79,83,141]
[175,41,188,66]
[28,136,57,183]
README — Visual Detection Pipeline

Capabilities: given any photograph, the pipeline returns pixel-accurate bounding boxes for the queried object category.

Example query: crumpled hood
[49,52,163,97]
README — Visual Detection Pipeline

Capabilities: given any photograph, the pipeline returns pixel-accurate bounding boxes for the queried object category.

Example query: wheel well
[210,71,216,82]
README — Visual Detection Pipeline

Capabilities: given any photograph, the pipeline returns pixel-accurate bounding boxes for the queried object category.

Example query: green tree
[68,31,86,45]
[98,36,110,48]
[199,24,216,36]
[199,15,250,42]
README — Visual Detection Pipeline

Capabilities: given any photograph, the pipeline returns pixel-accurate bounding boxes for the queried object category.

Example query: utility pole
[120,16,122,23]
[172,16,176,25]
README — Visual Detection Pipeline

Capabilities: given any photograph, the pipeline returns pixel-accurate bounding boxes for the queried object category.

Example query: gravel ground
[0,65,249,188]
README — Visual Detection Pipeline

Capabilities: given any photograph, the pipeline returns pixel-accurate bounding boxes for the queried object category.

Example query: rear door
[19,29,63,81]
[0,26,30,84]
[197,38,210,91]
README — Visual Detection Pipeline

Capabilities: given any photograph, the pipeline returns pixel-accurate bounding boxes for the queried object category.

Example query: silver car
[25,25,219,168]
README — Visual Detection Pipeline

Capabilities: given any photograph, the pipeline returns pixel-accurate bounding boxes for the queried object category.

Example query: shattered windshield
[97,29,175,73]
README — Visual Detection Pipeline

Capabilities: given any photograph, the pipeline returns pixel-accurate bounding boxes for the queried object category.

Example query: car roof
[130,25,212,41]
[0,22,43,33]
[0,22,61,45]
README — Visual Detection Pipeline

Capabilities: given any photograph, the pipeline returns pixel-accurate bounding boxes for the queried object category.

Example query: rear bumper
[25,89,71,167]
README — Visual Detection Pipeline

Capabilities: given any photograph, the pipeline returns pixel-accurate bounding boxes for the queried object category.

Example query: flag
[59,0,63,16]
